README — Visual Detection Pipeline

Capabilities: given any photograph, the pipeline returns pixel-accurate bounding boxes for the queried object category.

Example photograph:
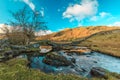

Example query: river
[30,51,120,76]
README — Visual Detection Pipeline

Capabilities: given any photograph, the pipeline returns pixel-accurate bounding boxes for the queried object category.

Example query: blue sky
[0,0,120,32]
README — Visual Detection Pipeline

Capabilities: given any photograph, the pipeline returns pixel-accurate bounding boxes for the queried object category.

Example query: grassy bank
[0,58,86,80]
[79,29,120,57]
[0,58,120,80]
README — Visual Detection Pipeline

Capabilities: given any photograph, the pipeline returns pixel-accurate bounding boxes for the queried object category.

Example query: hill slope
[36,26,119,41]
[79,29,120,57]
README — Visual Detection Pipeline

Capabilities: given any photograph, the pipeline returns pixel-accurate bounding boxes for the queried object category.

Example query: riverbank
[78,29,120,58]
[0,58,120,80]
[0,58,88,80]
[79,40,120,58]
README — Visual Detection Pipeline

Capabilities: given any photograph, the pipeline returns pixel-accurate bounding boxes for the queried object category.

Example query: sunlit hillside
[36,26,120,41]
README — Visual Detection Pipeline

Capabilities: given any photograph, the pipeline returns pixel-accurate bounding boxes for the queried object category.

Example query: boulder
[3,51,14,57]
[3,50,21,58]
[0,50,20,62]
[90,67,107,78]
[43,52,72,67]
[39,46,52,53]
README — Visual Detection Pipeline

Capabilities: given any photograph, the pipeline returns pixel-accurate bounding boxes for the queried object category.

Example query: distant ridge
[36,26,120,41]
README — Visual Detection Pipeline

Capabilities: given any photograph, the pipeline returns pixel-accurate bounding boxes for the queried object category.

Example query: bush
[7,32,28,45]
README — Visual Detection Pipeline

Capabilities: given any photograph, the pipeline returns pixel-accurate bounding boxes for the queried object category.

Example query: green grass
[0,58,87,80]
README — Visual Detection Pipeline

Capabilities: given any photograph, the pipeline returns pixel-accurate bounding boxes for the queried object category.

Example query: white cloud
[40,8,44,17]
[63,0,98,22]
[99,12,110,18]
[90,16,98,21]
[0,24,5,33]
[35,30,53,36]
[0,24,13,34]
[23,0,35,11]
[40,11,44,17]
[0,24,52,36]
[108,22,120,26]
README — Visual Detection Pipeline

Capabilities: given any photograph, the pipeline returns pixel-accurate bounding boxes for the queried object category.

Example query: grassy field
[0,58,120,80]
[79,29,120,57]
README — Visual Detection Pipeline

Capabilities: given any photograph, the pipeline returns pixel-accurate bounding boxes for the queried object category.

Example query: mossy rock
[43,52,72,67]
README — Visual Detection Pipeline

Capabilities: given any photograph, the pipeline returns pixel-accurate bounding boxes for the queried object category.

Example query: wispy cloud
[40,8,44,17]
[99,12,111,18]
[35,30,52,36]
[23,0,35,11]
[63,0,98,22]
[90,16,98,21]
[108,22,120,26]
[90,12,111,21]
[23,0,45,16]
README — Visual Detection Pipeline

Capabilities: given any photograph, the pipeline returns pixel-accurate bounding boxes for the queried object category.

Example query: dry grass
[79,30,120,57]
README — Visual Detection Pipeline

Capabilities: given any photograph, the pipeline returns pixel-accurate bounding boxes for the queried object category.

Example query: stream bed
[30,51,120,76]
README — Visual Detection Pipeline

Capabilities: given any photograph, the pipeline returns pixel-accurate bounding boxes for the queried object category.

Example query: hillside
[36,26,120,57]
[78,29,120,57]
[36,26,120,41]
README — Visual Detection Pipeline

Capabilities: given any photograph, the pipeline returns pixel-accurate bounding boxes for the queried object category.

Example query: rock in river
[90,67,107,78]
[39,46,52,53]
[43,52,72,67]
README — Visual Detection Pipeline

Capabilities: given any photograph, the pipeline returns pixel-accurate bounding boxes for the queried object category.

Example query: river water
[30,51,120,76]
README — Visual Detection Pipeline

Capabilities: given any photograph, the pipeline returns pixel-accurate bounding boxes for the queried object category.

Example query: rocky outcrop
[90,67,107,78]
[39,46,52,53]
[0,50,21,62]
[64,47,91,55]
[43,52,72,67]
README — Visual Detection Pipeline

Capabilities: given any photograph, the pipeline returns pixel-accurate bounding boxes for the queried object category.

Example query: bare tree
[8,6,47,45]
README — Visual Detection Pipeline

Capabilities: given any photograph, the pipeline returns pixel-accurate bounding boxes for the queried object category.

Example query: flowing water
[30,51,120,76]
